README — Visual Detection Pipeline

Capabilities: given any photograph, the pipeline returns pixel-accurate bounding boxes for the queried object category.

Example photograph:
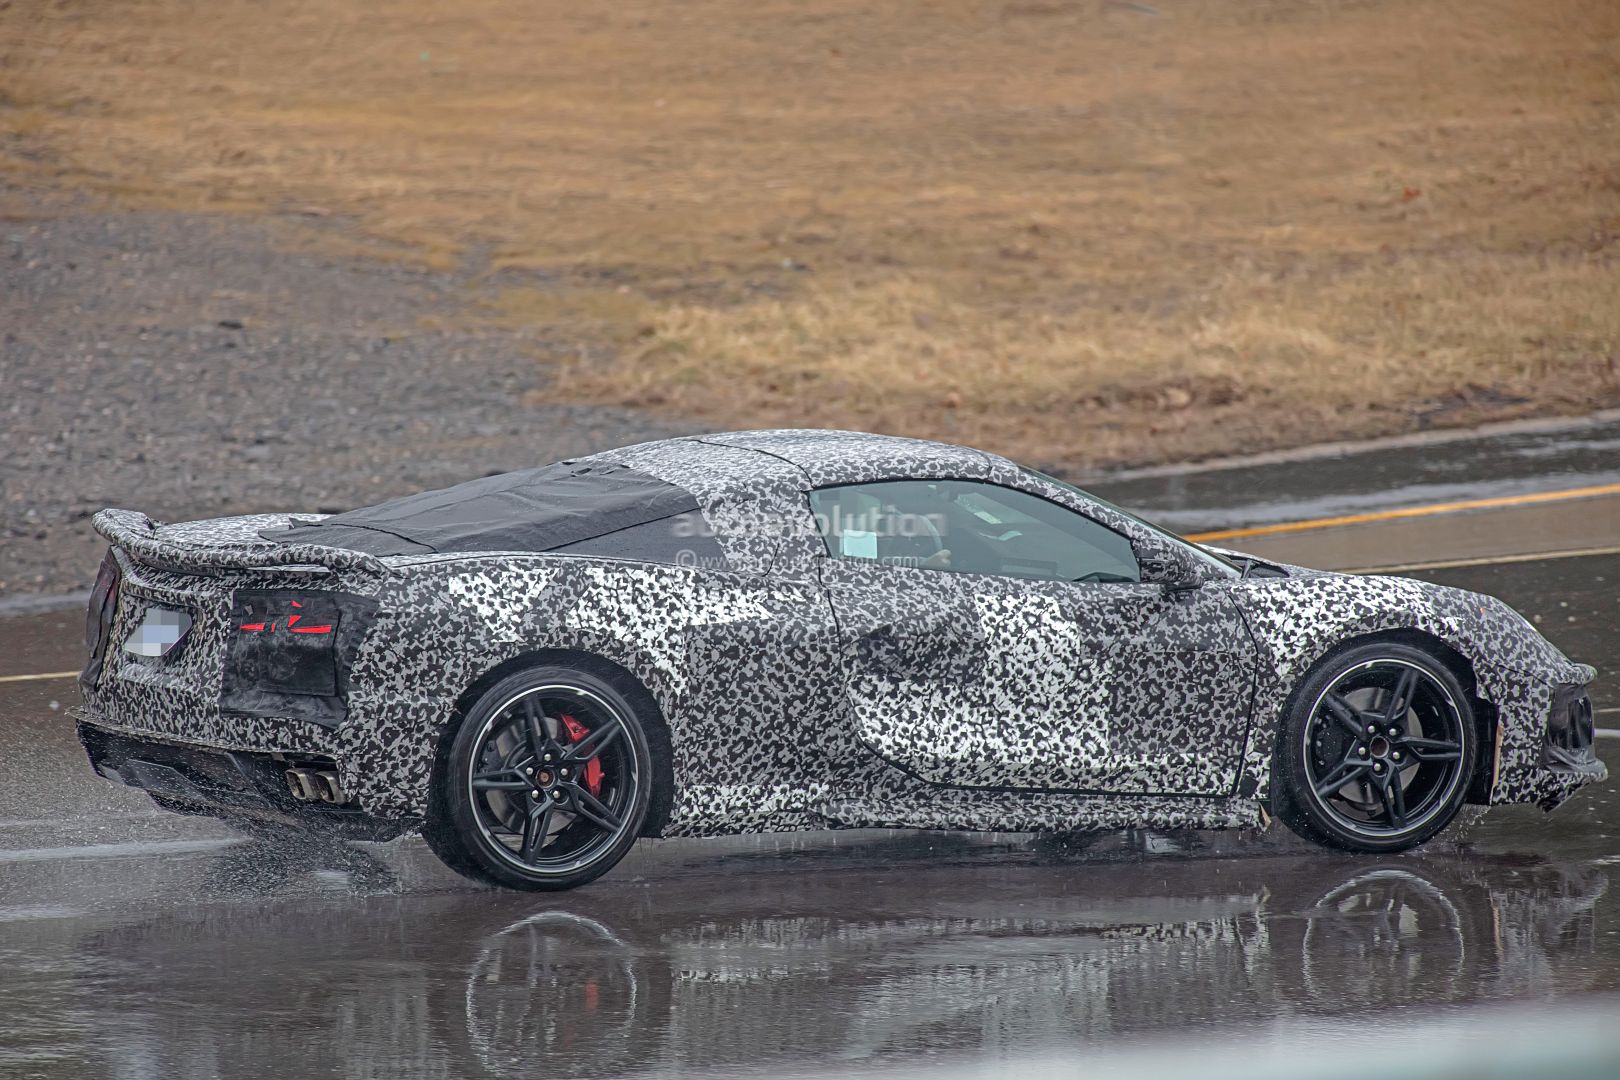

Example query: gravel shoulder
[0,190,691,600]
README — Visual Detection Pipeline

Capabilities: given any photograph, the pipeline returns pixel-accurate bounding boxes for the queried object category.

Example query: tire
[424,659,664,891]
[1272,641,1479,853]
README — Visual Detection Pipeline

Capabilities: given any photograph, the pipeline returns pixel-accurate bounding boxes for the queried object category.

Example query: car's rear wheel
[425,662,659,891]
[1273,642,1478,853]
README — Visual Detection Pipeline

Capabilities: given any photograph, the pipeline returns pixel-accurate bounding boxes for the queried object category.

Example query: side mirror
[1138,547,1204,594]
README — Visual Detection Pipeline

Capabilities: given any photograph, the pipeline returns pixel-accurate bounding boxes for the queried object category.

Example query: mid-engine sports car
[75,430,1605,890]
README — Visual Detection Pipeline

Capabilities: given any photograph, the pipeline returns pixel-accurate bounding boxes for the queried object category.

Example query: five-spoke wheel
[1274,642,1478,852]
[427,661,661,890]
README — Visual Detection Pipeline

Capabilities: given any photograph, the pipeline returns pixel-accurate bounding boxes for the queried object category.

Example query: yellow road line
[0,670,78,684]
[1184,481,1620,543]
[1349,544,1620,575]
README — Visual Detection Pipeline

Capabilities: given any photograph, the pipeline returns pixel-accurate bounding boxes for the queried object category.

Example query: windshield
[1022,468,1241,575]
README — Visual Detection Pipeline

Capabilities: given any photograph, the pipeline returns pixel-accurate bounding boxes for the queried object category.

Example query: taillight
[221,589,378,728]
[80,550,121,691]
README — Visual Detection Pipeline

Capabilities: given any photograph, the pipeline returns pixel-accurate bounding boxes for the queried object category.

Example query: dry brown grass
[4,0,1619,467]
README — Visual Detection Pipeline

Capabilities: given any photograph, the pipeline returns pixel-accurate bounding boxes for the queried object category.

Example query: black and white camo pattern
[76,429,1603,838]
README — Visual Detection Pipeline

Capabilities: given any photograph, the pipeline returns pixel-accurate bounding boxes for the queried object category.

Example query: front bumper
[1482,662,1607,811]
[78,721,409,841]
[1521,751,1609,812]
[1524,681,1607,810]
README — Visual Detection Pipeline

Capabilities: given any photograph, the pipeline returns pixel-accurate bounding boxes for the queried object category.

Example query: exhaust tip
[286,766,349,805]
[315,772,346,804]
[285,768,318,801]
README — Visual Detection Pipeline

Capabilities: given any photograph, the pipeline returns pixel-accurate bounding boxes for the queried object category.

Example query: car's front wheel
[425,661,660,891]
[1273,642,1479,853]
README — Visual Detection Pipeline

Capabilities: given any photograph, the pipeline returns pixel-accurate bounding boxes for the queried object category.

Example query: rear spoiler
[94,509,387,576]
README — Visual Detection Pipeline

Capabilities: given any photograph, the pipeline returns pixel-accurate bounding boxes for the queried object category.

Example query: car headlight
[1546,683,1596,761]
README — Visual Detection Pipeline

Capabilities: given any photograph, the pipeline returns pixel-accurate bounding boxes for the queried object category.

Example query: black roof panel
[261,461,701,557]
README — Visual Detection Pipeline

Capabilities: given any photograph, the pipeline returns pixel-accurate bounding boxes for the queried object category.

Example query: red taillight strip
[240,601,334,634]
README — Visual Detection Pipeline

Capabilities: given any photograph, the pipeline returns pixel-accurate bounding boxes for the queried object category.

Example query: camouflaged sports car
[75,430,1605,890]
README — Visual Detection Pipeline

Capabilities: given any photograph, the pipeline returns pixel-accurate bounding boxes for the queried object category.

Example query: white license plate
[123,605,193,658]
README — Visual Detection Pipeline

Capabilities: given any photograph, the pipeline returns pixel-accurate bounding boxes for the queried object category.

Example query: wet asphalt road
[1092,411,1620,533]
[3,475,1619,1077]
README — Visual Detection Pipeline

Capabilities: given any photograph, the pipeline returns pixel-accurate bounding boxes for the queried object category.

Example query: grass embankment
[4,0,1618,468]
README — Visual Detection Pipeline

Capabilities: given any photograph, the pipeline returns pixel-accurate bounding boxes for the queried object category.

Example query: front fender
[1225,572,1588,804]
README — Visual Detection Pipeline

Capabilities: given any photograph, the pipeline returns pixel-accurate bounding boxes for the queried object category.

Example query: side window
[808,480,1140,583]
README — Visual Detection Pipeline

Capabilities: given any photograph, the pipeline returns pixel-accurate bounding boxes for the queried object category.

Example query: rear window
[550,511,726,569]
[260,461,711,560]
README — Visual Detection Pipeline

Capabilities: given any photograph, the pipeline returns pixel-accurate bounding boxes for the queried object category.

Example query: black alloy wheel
[427,662,658,890]
[1274,642,1478,853]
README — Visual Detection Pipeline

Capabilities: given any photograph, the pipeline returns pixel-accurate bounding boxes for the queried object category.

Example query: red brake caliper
[558,713,603,797]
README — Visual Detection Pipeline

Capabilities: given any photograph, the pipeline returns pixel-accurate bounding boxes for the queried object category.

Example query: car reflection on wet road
[1,550,1618,1077]
[3,847,1616,1079]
